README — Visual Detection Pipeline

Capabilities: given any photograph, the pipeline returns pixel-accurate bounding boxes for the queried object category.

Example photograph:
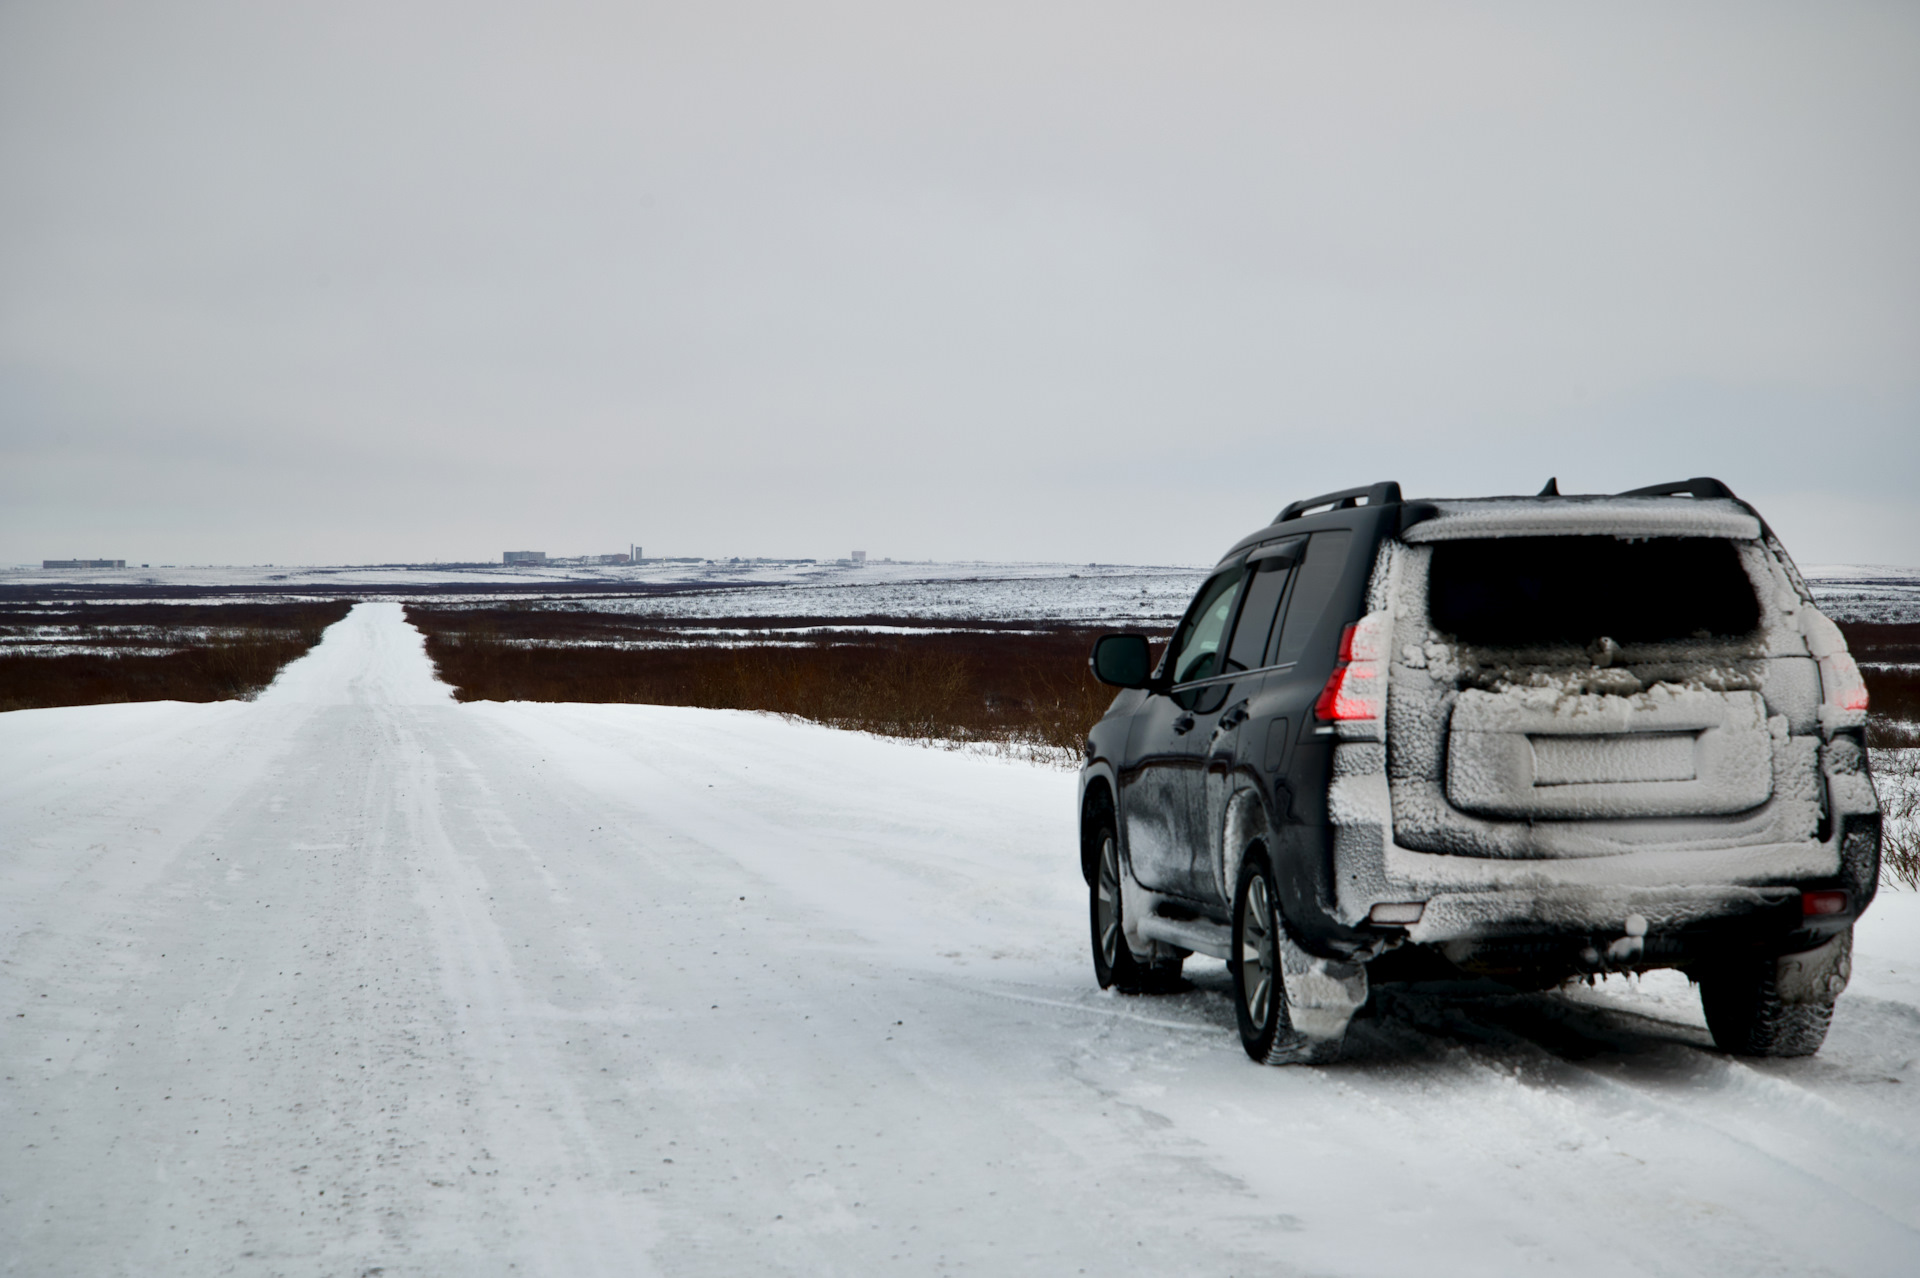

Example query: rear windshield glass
[1427,536,1760,645]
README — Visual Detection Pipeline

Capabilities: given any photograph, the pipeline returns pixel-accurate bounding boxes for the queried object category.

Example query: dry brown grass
[1838,624,1920,887]
[406,605,1136,761]
[1873,749,1920,891]
[0,601,352,712]
[1836,620,1920,663]
[1839,622,1920,749]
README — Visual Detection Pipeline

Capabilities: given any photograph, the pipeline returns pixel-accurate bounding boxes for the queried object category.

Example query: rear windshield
[1427,536,1760,646]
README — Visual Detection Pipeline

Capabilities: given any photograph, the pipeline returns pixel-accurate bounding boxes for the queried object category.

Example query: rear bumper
[1402,883,1800,947]
[1320,770,1878,958]
[1381,834,1835,898]
[1376,895,1847,985]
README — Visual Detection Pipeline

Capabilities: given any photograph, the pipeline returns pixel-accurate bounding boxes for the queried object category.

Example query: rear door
[1423,535,1781,830]
[1193,543,1300,902]
[1121,565,1246,894]
[1260,529,1357,807]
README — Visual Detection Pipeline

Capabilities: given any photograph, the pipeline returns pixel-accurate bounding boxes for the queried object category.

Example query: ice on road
[4,602,1919,1276]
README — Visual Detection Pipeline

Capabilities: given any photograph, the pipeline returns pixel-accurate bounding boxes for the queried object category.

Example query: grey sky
[3,1,1916,568]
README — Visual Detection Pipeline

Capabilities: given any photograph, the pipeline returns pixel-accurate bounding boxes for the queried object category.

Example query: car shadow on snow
[1092,963,1911,1094]
[1347,981,1719,1069]
[1347,982,1920,1090]
[1031,964,1918,1119]
[1178,961,1731,1076]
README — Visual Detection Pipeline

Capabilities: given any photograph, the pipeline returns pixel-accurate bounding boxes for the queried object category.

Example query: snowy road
[4,603,1919,1276]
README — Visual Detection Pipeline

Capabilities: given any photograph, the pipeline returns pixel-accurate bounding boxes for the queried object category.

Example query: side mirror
[1090,633,1154,689]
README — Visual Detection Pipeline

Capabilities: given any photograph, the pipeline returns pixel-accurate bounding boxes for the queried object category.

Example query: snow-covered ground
[0,559,1209,631]
[6,557,1916,628]
[1801,564,1920,624]
[4,603,1919,1275]
[560,565,1201,627]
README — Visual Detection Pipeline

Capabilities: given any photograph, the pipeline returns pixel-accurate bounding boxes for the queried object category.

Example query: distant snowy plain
[6,554,1915,627]
[4,599,1919,1275]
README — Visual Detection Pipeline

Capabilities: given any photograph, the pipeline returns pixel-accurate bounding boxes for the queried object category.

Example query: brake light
[1315,614,1390,721]
[1819,652,1869,714]
[1315,662,1380,720]
[1802,890,1849,917]
[1803,609,1869,723]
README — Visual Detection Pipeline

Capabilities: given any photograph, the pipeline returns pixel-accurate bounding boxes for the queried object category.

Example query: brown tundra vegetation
[0,600,352,712]
[404,604,1138,761]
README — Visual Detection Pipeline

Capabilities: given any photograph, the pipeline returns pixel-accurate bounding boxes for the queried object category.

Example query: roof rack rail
[1274,481,1402,524]
[1617,477,1738,500]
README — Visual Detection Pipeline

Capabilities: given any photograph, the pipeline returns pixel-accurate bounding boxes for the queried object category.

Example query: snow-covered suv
[1081,478,1879,1064]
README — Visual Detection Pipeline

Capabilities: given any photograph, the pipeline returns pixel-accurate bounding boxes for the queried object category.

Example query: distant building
[584,553,630,565]
[850,550,866,564]
[43,559,125,569]
[503,550,547,565]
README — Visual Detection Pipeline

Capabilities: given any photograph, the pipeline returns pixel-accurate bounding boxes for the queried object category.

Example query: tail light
[1315,613,1390,722]
[1802,890,1849,917]
[1802,607,1869,725]
[1819,651,1869,714]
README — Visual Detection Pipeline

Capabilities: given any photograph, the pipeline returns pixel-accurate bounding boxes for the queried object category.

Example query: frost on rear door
[1384,523,1827,863]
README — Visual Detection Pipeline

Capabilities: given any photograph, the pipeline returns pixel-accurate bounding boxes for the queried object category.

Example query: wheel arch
[1221,781,1275,908]
[1079,767,1117,887]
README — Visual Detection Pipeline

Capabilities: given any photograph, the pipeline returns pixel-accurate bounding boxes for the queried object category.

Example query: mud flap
[1279,938,1369,1045]
[1774,930,1852,1005]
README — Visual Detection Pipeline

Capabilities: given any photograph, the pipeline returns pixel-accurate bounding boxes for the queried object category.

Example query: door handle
[1217,702,1250,731]
[1172,714,1196,735]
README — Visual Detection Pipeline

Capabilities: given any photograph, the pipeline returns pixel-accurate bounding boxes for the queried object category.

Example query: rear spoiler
[1608,478,1799,595]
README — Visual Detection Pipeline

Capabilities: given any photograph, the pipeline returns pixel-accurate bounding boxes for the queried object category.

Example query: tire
[1089,820,1182,994]
[1231,851,1339,1065]
[1700,932,1848,1058]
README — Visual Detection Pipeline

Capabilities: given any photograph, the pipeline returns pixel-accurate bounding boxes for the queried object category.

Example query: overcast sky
[3,1,1916,568]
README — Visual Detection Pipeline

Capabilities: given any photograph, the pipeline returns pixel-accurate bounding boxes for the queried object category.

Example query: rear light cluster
[1315,612,1391,721]
[1801,890,1849,918]
[1801,608,1870,717]
[1820,652,1870,714]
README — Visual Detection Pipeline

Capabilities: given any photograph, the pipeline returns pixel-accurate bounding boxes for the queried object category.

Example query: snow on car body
[1079,478,1879,1064]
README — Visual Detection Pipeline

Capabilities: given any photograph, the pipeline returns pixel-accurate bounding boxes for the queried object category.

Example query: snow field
[2,602,1918,1275]
[5,556,1914,625]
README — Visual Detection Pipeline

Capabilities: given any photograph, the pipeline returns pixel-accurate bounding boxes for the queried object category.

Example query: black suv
[1081,479,1880,1064]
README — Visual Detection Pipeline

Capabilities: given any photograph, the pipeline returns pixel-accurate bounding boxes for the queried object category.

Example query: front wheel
[1231,852,1341,1065]
[1089,822,1181,993]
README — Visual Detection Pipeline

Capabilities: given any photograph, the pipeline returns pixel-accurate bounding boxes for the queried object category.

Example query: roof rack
[1274,481,1402,524]
[1616,477,1738,500]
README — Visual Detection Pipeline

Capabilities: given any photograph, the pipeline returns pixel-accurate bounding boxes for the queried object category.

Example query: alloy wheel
[1097,835,1122,970]
[1240,874,1275,1032]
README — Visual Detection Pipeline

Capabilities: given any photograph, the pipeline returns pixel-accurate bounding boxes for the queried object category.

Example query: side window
[1168,567,1246,685]
[1270,530,1353,666]
[1223,559,1294,673]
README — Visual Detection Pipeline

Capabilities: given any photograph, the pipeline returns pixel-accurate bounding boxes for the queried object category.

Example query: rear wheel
[1700,931,1849,1058]
[1089,823,1181,993]
[1231,852,1339,1065]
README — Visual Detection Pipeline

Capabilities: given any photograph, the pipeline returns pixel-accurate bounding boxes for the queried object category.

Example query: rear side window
[1224,561,1292,673]
[1427,536,1760,645]
[1271,530,1353,666]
